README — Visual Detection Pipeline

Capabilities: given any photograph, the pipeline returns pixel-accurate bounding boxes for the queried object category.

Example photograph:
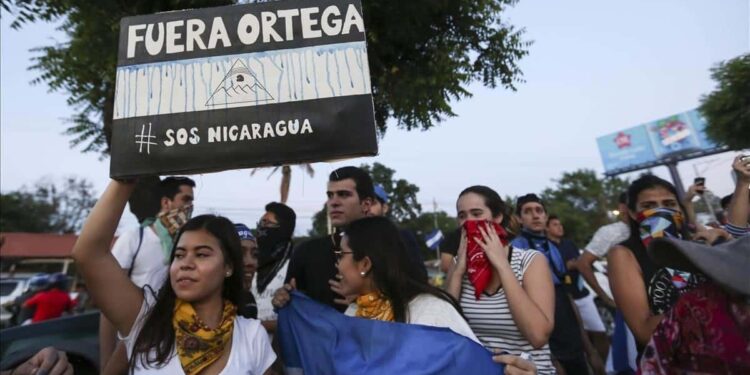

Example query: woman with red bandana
[608,175,704,353]
[444,186,556,374]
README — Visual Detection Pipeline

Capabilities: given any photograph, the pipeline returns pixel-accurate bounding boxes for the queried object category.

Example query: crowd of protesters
[2,155,747,375]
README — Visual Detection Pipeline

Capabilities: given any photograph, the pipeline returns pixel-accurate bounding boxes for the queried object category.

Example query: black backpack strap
[127,226,146,278]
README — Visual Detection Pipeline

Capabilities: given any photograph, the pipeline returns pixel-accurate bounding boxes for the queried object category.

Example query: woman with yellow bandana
[72,180,275,374]
[277,216,479,342]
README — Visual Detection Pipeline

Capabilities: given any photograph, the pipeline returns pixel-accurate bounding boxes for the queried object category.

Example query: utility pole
[433,198,440,266]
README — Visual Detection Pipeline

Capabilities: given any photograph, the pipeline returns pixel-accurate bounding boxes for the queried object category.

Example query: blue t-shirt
[552,238,589,299]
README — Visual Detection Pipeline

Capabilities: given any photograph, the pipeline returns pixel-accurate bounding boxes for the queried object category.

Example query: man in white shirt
[100,176,196,374]
[575,193,630,309]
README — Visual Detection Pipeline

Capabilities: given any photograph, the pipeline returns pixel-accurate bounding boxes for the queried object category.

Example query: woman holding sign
[72,180,275,374]
[444,186,556,374]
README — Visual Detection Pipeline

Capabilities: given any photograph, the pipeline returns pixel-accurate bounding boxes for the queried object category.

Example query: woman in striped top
[445,186,556,374]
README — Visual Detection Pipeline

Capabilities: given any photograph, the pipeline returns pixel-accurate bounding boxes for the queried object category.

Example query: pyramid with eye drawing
[205,59,274,107]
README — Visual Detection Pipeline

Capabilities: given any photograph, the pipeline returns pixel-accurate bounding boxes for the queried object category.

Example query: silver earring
[360,271,366,277]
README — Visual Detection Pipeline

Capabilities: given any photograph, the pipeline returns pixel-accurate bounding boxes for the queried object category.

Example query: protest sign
[111,0,377,177]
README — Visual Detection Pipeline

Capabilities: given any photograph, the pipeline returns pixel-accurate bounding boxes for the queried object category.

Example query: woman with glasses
[72,180,275,374]
[275,216,478,340]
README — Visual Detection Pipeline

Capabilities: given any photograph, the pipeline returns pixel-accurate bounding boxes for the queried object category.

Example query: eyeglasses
[256,219,280,229]
[334,250,353,261]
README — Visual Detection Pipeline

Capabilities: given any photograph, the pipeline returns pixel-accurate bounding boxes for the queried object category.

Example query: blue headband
[235,223,256,241]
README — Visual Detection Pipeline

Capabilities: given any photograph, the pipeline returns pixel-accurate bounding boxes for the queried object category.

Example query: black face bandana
[255,226,292,293]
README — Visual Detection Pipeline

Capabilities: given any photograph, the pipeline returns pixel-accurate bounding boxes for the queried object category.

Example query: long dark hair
[458,185,514,236]
[624,175,691,243]
[345,217,462,323]
[128,215,247,373]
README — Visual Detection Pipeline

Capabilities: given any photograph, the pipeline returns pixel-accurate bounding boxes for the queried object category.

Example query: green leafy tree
[700,53,750,149]
[4,0,529,153]
[0,192,56,232]
[540,169,629,246]
[308,203,329,237]
[0,177,97,233]
[360,163,422,223]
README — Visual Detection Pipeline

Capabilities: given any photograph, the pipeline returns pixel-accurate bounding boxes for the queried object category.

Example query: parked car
[0,278,28,328]
[0,311,99,374]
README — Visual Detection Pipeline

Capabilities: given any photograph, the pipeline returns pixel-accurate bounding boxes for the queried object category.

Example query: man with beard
[253,202,296,333]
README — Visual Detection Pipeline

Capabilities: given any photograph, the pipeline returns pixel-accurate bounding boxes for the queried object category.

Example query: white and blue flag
[424,230,444,250]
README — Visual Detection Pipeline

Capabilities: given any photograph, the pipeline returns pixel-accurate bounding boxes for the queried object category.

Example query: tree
[4,0,529,154]
[700,53,750,149]
[360,163,422,223]
[0,177,97,233]
[0,192,56,232]
[308,162,422,236]
[540,169,629,246]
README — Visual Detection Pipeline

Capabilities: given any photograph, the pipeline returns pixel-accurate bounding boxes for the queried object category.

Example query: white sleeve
[118,291,155,358]
[250,320,277,374]
[408,297,481,344]
[584,225,614,258]
[111,227,139,269]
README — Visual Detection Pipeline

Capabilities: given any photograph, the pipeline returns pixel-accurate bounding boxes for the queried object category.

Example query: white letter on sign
[301,7,322,39]
[321,6,342,36]
[277,9,300,40]
[208,17,232,49]
[186,19,207,52]
[237,14,261,45]
[342,4,365,35]
[166,21,185,54]
[127,24,147,58]
[145,23,165,56]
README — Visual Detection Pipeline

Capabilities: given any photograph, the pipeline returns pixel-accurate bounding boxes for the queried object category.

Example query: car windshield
[0,281,19,297]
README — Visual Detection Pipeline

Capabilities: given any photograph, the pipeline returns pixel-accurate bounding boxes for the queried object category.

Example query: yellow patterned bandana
[355,292,394,322]
[173,299,236,375]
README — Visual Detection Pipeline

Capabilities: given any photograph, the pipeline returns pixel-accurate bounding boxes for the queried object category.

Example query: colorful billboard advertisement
[597,109,726,175]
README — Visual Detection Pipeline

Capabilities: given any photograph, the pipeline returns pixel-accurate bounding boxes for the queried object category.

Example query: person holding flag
[273,216,523,374]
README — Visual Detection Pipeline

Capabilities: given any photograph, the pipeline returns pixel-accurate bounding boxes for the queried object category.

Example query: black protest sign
[111,0,377,178]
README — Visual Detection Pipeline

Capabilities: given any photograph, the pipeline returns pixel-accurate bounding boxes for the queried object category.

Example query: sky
[2,0,749,235]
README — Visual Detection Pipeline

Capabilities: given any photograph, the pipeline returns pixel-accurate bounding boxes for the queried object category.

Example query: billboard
[597,109,727,176]
[110,0,378,178]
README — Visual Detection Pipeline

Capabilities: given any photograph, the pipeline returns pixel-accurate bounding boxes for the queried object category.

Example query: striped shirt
[460,249,555,374]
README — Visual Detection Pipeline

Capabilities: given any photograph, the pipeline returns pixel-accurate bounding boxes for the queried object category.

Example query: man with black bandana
[252,202,296,333]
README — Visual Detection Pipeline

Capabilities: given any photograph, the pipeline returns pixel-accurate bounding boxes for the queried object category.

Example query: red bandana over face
[463,221,509,300]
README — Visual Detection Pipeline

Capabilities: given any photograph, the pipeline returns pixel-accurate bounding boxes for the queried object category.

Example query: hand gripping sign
[111,0,378,178]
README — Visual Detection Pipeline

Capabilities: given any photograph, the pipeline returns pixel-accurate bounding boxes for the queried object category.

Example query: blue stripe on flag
[277,291,504,375]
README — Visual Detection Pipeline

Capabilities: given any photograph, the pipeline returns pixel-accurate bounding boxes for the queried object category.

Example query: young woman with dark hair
[444,185,556,374]
[607,175,704,347]
[274,216,477,339]
[72,180,275,374]
[337,217,476,331]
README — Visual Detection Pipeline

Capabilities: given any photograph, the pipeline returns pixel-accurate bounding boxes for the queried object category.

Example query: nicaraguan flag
[424,230,444,250]
[277,291,504,375]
